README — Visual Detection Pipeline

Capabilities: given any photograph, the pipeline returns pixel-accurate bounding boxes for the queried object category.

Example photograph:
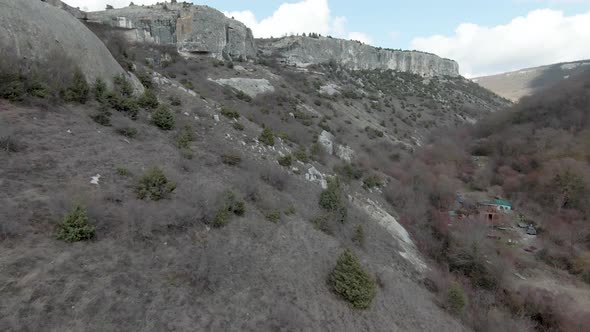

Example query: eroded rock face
[318,130,334,155]
[177,6,256,60]
[258,36,460,77]
[0,0,141,90]
[86,3,256,60]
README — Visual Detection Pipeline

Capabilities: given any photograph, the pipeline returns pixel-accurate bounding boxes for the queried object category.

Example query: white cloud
[63,0,159,12]
[411,9,590,77]
[225,0,372,43]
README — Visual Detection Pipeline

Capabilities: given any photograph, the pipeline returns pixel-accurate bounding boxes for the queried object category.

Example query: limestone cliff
[0,0,142,90]
[85,3,256,60]
[258,36,460,77]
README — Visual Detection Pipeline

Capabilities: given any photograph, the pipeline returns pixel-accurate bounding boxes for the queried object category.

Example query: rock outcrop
[258,36,460,77]
[42,0,87,19]
[85,3,257,60]
[0,0,141,90]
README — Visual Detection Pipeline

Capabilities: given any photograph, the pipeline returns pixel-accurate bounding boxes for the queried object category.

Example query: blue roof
[481,199,512,208]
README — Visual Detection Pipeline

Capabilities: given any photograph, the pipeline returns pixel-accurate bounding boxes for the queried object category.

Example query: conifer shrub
[222,153,242,166]
[56,205,96,242]
[116,166,131,177]
[363,175,382,190]
[293,146,309,162]
[319,177,347,222]
[91,108,112,127]
[93,78,107,103]
[0,75,25,102]
[353,225,365,246]
[364,126,384,139]
[334,163,363,183]
[447,283,467,315]
[138,88,159,109]
[136,167,176,201]
[236,90,252,102]
[152,106,175,130]
[107,92,139,119]
[27,74,49,99]
[328,249,376,309]
[258,127,275,146]
[220,106,240,119]
[278,154,293,167]
[136,71,153,89]
[64,68,89,104]
[312,214,332,234]
[233,122,245,131]
[175,125,194,148]
[1,136,20,153]
[116,127,138,138]
[114,74,133,97]
[265,210,281,223]
[211,191,246,228]
[169,95,182,106]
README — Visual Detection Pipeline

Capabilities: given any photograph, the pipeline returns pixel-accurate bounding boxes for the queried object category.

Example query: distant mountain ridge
[473,60,590,101]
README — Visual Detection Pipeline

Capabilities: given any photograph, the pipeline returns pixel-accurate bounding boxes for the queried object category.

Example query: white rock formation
[211,78,275,97]
[350,195,427,272]
[318,130,334,155]
[258,36,459,77]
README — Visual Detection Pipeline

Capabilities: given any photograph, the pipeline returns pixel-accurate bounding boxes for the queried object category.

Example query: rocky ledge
[258,36,459,77]
[85,3,256,61]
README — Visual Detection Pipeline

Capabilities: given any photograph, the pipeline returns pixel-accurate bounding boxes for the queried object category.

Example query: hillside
[0,1,515,331]
[473,60,590,102]
[388,69,590,332]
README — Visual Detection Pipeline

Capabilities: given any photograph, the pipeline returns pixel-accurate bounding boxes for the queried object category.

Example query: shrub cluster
[220,106,240,119]
[362,175,382,190]
[293,146,309,162]
[353,225,365,246]
[137,88,159,109]
[265,210,281,223]
[222,153,242,166]
[176,125,194,149]
[277,154,293,167]
[212,191,246,228]
[136,167,176,201]
[258,127,275,146]
[116,127,138,138]
[364,126,384,139]
[63,69,90,104]
[236,90,252,102]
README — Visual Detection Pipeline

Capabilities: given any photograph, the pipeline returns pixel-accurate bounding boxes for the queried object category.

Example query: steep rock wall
[86,3,256,60]
[258,36,460,77]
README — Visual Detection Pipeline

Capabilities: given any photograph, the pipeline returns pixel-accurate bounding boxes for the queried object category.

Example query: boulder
[318,130,334,155]
[0,0,142,91]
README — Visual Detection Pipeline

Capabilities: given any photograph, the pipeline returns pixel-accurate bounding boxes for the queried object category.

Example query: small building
[478,198,513,226]
[480,198,512,212]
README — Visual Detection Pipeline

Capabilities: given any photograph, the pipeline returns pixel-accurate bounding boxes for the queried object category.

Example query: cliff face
[0,0,142,90]
[258,36,460,77]
[85,4,256,60]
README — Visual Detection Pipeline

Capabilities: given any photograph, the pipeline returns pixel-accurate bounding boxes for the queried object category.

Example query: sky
[64,0,590,77]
